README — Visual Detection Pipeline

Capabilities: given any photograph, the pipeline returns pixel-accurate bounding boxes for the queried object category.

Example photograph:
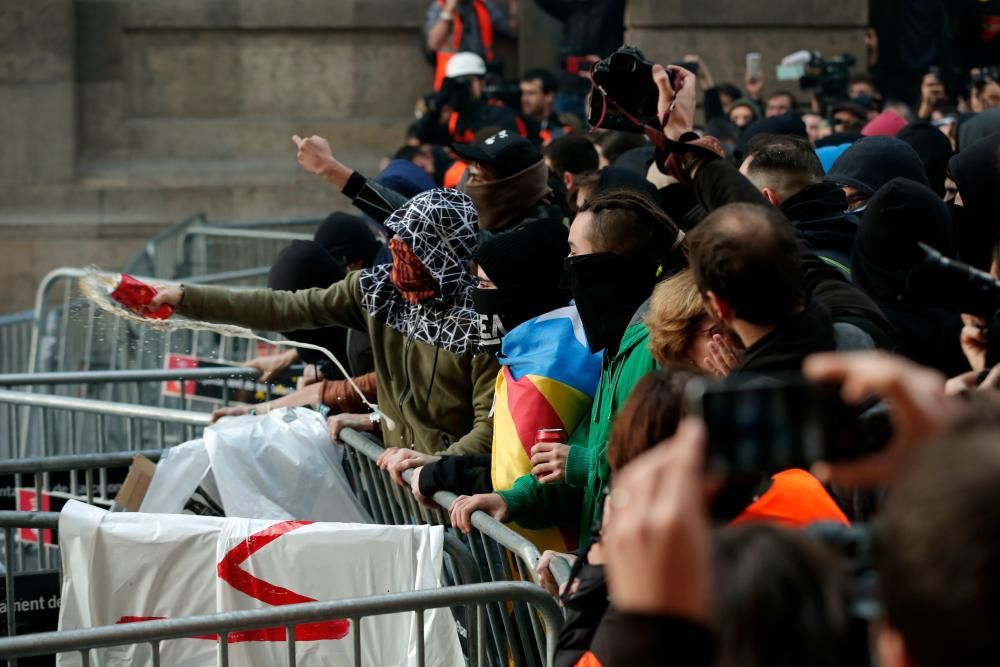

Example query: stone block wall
[626,0,868,105]
[0,0,869,311]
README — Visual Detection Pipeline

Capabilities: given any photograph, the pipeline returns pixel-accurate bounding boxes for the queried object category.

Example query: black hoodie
[825,136,929,200]
[852,178,968,376]
[687,156,898,350]
[897,121,954,198]
[729,301,838,384]
[267,241,349,378]
[780,182,860,273]
[947,131,1000,271]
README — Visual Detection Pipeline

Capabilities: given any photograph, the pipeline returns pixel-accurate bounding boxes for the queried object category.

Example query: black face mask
[564,253,659,354]
[472,286,568,354]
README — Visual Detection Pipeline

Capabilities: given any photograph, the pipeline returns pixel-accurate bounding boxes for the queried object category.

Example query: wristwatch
[439,10,453,21]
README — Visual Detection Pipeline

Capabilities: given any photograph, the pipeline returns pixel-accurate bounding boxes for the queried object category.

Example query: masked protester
[452,130,563,237]
[897,121,954,198]
[852,178,969,376]
[413,219,602,554]
[947,132,1000,271]
[825,136,929,212]
[449,188,686,548]
[151,190,500,481]
[266,241,349,378]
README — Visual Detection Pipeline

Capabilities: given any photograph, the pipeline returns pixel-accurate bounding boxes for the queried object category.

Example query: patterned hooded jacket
[360,189,480,356]
[176,189,499,456]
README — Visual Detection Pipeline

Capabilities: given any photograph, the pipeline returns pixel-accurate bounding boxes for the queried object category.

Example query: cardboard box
[113,456,157,512]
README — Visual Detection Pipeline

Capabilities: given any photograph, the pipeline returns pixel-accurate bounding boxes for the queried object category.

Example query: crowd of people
[144,2,1000,665]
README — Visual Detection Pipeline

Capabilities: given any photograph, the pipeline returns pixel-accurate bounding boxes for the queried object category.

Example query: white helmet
[445,52,487,79]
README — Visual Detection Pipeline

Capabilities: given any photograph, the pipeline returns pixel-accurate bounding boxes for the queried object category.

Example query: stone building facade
[0,0,865,311]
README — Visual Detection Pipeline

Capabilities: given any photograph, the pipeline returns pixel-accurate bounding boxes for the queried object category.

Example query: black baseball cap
[452,130,541,178]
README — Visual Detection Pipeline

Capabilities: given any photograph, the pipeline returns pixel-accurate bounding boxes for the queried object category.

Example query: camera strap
[591,82,672,152]
[592,82,724,185]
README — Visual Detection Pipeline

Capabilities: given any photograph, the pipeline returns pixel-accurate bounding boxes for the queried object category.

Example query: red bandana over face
[389,237,439,304]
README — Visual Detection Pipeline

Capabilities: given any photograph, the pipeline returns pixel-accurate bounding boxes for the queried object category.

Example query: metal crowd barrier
[0,389,210,459]
[340,428,571,667]
[123,213,323,281]
[28,266,274,383]
[0,367,288,460]
[0,509,493,666]
[0,395,569,665]
[0,312,33,375]
[123,212,208,280]
[179,223,318,279]
[0,366,267,416]
[0,582,562,667]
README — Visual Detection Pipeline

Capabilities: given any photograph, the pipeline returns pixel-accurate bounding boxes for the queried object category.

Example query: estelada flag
[491,305,602,554]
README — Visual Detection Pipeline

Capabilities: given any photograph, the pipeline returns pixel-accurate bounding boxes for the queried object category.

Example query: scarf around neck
[463,159,551,232]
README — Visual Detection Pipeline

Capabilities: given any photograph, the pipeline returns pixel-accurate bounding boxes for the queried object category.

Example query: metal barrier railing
[340,428,570,667]
[0,581,562,667]
[0,509,493,665]
[0,389,211,458]
[179,224,317,279]
[27,266,274,382]
[0,366,268,411]
[123,213,323,281]
[0,311,33,375]
[123,212,208,280]
[0,396,569,665]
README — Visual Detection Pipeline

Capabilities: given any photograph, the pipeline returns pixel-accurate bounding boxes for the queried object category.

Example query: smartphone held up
[685,375,886,475]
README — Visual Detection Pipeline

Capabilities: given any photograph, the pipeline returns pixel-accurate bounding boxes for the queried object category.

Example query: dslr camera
[911,243,1000,368]
[588,45,679,133]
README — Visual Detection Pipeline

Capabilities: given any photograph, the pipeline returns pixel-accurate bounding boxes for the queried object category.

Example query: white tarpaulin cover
[140,408,370,523]
[57,501,463,666]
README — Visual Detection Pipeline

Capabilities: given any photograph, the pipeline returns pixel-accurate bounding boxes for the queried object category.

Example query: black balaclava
[958,108,1000,151]
[472,220,571,353]
[564,252,660,354]
[313,212,383,269]
[267,241,348,371]
[948,132,1000,271]
[851,178,957,305]
[826,137,929,209]
[897,121,954,198]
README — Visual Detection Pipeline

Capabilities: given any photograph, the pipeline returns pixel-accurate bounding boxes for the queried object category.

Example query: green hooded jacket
[496,322,659,545]
[178,272,498,456]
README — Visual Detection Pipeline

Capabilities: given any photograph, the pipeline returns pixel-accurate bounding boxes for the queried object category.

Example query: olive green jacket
[179,272,499,455]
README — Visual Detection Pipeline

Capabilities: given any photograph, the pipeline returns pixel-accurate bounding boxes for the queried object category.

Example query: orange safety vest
[443,159,468,189]
[540,123,574,145]
[729,469,851,528]
[434,0,494,91]
[448,111,476,144]
[448,101,528,144]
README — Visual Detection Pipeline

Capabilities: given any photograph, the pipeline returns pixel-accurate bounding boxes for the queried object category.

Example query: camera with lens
[434,76,475,113]
[799,52,856,106]
[588,45,678,133]
[910,243,1000,368]
[483,79,522,112]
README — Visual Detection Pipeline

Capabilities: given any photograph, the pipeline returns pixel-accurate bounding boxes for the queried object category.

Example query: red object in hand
[110,274,173,320]
[535,428,567,445]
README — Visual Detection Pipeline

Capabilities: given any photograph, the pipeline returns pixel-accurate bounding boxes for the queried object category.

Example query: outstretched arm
[150,271,368,335]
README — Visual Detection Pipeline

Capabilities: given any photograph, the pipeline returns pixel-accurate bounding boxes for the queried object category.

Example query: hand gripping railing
[0,581,562,667]
[339,428,570,667]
